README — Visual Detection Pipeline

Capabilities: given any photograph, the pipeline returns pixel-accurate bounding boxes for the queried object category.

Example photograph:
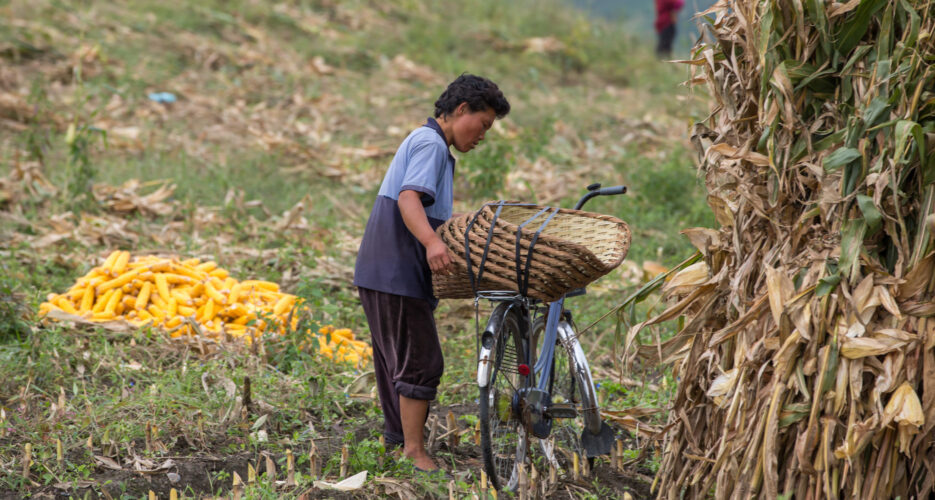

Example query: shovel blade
[580,421,614,458]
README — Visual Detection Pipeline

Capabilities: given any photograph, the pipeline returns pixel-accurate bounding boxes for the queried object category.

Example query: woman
[354,74,511,472]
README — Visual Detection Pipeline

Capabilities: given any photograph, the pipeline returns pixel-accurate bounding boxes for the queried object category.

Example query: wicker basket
[432,202,631,302]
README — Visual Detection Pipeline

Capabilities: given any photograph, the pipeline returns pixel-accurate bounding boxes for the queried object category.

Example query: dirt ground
[9,401,652,499]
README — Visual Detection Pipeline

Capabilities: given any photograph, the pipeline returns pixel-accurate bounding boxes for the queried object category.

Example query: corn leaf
[840,219,867,282]
[895,120,925,166]
[823,147,862,171]
[835,0,888,55]
[857,194,883,233]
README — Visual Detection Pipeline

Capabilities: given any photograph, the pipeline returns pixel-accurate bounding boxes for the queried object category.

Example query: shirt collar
[424,117,447,144]
[425,117,456,169]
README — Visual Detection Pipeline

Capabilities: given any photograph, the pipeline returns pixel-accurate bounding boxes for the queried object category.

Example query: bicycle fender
[477,302,513,388]
[556,321,603,435]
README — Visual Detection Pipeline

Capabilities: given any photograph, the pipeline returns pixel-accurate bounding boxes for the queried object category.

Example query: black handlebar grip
[599,185,627,196]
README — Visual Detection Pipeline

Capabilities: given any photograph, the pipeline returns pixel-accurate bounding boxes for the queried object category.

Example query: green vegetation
[0,267,33,341]
[0,0,712,496]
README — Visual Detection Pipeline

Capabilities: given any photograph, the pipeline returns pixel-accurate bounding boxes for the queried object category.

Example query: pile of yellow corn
[314,325,373,367]
[39,252,374,367]
[39,252,299,341]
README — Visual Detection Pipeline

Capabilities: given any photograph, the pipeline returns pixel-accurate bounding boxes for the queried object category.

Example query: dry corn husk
[91,179,177,217]
[639,1,935,498]
[884,382,924,455]
[662,261,708,296]
[705,368,738,408]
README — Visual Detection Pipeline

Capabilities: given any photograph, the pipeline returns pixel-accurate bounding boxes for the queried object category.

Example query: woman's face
[450,105,496,153]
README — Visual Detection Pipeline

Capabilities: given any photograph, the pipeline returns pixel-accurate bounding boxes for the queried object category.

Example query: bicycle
[473,183,627,491]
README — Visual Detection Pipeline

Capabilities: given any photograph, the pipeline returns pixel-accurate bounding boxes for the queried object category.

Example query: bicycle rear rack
[474,290,526,302]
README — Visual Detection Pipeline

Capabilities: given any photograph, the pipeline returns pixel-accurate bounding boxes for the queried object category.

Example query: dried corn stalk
[91,179,177,217]
[637,1,935,498]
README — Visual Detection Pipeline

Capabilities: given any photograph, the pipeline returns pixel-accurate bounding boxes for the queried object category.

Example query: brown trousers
[358,287,444,445]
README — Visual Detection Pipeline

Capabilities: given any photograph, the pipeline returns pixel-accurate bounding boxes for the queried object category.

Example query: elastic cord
[535,298,565,391]
[462,206,486,294]
[522,208,560,296]
[474,202,505,293]
[513,207,551,296]
[464,201,507,295]
[461,201,542,296]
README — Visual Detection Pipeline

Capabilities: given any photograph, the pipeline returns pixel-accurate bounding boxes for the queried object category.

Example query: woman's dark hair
[434,74,510,119]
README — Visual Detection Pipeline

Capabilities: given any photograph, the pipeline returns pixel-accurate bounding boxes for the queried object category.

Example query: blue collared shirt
[353,118,455,305]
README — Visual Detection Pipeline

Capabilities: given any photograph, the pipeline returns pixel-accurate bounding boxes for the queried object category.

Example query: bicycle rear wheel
[531,314,601,469]
[478,305,529,491]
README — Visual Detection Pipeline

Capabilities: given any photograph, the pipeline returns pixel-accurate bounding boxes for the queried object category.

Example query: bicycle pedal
[545,404,577,419]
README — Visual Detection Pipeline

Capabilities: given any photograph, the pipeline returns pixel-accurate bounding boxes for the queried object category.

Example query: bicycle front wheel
[478,305,529,492]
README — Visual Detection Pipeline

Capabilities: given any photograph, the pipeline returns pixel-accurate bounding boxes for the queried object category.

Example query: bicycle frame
[476,183,626,437]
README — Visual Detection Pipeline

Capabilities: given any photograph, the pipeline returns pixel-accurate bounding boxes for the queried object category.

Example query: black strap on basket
[463,201,554,298]
[463,201,506,295]
[514,207,560,296]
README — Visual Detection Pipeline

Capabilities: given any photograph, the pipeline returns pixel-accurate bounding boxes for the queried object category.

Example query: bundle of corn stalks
[631,1,935,498]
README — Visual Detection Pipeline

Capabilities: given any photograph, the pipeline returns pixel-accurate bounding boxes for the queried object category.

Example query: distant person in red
[655,0,684,57]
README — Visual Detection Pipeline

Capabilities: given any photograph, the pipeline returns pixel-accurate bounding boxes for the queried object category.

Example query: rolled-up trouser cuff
[395,380,437,401]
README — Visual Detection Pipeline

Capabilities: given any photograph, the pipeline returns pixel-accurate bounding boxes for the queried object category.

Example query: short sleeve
[399,138,448,207]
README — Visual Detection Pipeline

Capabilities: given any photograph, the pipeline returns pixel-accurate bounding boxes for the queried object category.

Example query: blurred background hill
[572,0,717,51]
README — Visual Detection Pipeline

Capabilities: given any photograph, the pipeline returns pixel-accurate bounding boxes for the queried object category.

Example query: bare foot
[404,447,438,471]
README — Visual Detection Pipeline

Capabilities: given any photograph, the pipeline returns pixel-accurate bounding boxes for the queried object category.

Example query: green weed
[63,122,107,212]
[0,267,31,341]
[459,137,516,201]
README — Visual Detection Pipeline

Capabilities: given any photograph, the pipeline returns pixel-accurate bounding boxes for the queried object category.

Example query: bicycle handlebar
[564,183,628,298]
[573,183,627,210]
[598,185,627,196]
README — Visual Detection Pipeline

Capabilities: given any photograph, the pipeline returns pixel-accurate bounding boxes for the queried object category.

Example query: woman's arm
[398,190,453,275]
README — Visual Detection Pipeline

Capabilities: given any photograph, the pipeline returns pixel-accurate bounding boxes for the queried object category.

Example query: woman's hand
[426,238,453,275]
